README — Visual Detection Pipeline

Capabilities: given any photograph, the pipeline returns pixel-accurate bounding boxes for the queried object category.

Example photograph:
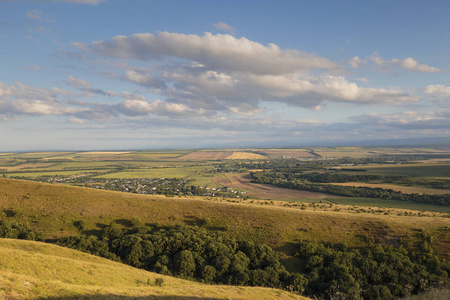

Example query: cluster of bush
[56,223,306,291]
[251,171,450,206]
[0,220,43,241]
[295,240,449,299]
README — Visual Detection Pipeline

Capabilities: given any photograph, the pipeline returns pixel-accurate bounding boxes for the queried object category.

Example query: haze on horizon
[1,0,449,151]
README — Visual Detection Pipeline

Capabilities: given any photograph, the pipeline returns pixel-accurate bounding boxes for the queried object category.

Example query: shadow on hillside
[38,296,223,300]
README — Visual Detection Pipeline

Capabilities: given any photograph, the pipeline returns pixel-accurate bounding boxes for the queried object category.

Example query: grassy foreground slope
[0,178,449,259]
[0,238,307,299]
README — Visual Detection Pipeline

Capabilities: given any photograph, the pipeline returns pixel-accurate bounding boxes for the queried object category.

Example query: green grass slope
[0,238,308,299]
[0,178,449,260]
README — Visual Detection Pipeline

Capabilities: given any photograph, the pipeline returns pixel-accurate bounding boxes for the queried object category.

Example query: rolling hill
[0,178,449,260]
[0,238,307,299]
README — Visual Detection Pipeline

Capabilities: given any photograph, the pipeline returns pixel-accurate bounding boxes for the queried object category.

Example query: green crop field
[96,165,213,179]
[6,170,92,178]
[342,163,450,178]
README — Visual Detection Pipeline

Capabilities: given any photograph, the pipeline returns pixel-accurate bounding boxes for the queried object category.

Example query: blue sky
[1,0,449,151]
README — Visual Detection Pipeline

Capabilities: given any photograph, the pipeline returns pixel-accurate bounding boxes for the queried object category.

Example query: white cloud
[117,99,203,117]
[348,56,366,68]
[161,70,417,109]
[67,76,92,90]
[369,53,440,73]
[75,32,341,74]
[393,57,440,73]
[68,118,85,124]
[0,81,80,116]
[213,22,235,33]
[123,70,166,88]
[73,32,418,111]
[424,84,450,97]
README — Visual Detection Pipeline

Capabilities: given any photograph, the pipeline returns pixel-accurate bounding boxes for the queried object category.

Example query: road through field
[213,173,336,200]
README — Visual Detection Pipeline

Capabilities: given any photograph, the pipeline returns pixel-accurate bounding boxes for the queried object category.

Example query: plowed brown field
[212,173,336,199]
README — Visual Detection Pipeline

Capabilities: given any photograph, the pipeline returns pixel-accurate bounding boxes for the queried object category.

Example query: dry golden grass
[0,239,308,299]
[329,182,450,195]
[226,152,268,160]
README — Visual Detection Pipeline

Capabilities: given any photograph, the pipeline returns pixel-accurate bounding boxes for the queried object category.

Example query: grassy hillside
[0,238,307,299]
[1,178,449,261]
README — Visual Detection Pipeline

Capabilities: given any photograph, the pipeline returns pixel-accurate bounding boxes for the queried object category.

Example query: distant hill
[0,238,308,299]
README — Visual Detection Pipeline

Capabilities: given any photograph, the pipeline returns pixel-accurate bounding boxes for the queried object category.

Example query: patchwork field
[226,151,268,159]
[342,162,450,178]
[0,163,55,171]
[179,150,268,160]
[95,165,211,179]
[178,151,233,160]
[314,147,450,158]
[330,182,450,195]
[260,149,318,158]
[212,173,336,199]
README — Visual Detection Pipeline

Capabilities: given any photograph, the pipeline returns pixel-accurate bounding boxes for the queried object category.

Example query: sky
[1,0,449,151]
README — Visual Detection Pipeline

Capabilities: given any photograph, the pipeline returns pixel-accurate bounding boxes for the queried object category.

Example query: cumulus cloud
[213,22,235,33]
[123,70,166,88]
[75,32,341,74]
[67,76,92,90]
[66,75,147,100]
[424,84,450,97]
[0,81,80,116]
[72,32,418,111]
[369,53,440,73]
[160,70,417,110]
[348,56,366,68]
[116,99,205,117]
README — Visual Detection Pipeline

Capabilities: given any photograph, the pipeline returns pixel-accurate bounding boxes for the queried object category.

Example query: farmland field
[342,163,450,178]
[95,165,212,179]
[212,173,337,199]
[259,149,317,158]
[178,151,233,160]
[329,182,450,195]
[5,170,94,178]
[313,146,450,158]
[226,151,268,159]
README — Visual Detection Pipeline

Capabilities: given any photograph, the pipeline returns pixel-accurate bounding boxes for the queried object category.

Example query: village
[21,175,245,198]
